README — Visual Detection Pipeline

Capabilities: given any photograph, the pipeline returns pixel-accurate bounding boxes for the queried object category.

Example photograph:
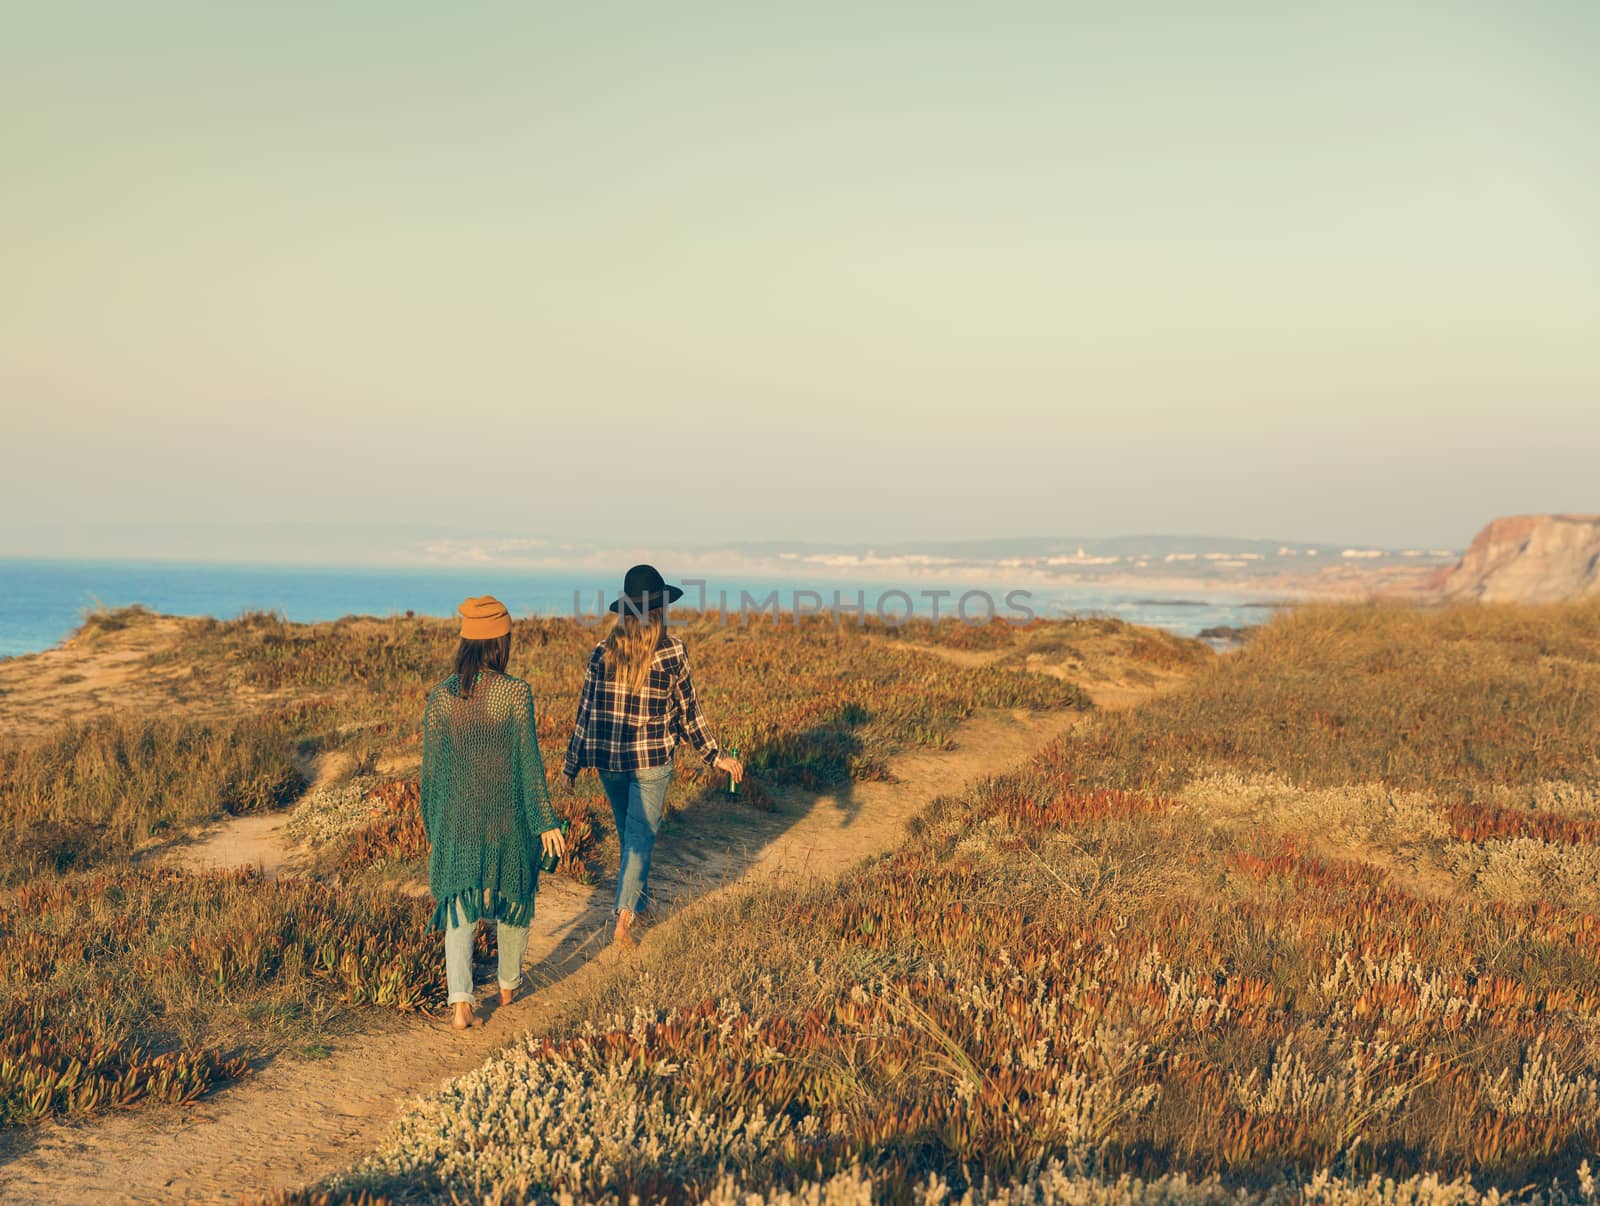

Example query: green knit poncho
[420,670,559,932]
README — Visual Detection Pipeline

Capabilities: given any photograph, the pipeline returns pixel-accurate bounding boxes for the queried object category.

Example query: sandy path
[165,811,312,880]
[0,698,1111,1205]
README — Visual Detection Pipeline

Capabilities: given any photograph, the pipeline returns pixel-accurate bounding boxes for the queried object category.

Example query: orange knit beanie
[458,595,511,639]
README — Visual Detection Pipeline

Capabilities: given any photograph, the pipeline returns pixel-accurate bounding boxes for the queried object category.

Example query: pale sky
[3,1,1597,560]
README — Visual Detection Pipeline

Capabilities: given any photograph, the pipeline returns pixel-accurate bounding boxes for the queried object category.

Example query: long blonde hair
[603,608,666,694]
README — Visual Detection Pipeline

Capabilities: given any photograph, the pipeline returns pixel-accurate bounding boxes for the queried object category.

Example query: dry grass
[0,868,446,1126]
[330,599,1600,1202]
[992,615,1215,677]
[0,705,321,881]
[129,608,1088,880]
[0,607,1088,1131]
[1054,601,1600,799]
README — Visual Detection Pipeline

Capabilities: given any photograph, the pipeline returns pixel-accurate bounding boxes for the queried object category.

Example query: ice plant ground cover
[319,600,1600,1203]
[0,608,1088,1127]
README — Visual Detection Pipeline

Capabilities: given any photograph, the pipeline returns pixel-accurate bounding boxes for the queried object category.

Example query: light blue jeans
[444,910,530,1006]
[598,762,674,915]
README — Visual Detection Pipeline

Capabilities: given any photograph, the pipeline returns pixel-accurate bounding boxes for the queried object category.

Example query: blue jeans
[444,908,529,1006]
[598,762,674,915]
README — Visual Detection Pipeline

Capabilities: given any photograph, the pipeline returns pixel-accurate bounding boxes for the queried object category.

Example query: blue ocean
[0,559,1271,659]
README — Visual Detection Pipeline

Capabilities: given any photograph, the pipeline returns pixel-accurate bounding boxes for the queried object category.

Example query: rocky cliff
[1437,514,1600,603]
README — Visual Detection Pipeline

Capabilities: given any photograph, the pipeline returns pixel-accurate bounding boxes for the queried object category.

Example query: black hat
[609,564,685,614]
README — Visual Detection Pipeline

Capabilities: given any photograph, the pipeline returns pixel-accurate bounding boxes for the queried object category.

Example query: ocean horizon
[0,557,1275,659]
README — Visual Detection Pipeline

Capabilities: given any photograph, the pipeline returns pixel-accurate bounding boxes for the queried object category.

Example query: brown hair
[453,633,510,699]
[603,607,666,694]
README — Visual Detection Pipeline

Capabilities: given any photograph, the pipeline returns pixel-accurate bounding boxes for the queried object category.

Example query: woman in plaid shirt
[560,564,744,947]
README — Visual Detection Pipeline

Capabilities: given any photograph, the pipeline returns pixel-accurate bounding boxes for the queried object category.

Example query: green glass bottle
[539,819,571,874]
[728,746,739,796]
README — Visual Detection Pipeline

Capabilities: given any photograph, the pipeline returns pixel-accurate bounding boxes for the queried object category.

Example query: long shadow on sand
[500,706,871,997]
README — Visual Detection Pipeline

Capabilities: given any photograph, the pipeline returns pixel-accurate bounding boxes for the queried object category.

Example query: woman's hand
[540,826,566,862]
[714,754,744,784]
[559,773,576,793]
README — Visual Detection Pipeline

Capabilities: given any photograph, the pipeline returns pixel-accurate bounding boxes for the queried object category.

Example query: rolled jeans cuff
[445,915,530,1005]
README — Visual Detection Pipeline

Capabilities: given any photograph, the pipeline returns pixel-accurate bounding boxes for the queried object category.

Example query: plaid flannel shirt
[562,635,721,777]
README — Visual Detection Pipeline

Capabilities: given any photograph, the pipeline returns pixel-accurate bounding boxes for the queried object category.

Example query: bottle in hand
[540,819,571,874]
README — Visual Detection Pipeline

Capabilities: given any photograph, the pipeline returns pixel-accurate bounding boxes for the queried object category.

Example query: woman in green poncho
[421,595,566,1031]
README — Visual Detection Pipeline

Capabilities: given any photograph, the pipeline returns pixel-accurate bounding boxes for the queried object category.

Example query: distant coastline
[399,534,1459,598]
[0,556,1301,658]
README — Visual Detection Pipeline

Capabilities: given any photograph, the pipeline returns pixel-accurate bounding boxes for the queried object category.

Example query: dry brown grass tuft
[0,706,322,880]
[0,867,445,1126]
[1053,601,1600,800]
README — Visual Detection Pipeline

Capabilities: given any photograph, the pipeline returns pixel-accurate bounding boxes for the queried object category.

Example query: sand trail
[0,625,1174,1204]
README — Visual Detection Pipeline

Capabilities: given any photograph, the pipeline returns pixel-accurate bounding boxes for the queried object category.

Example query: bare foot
[613,910,638,948]
[451,1002,478,1030]
[499,986,515,1007]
